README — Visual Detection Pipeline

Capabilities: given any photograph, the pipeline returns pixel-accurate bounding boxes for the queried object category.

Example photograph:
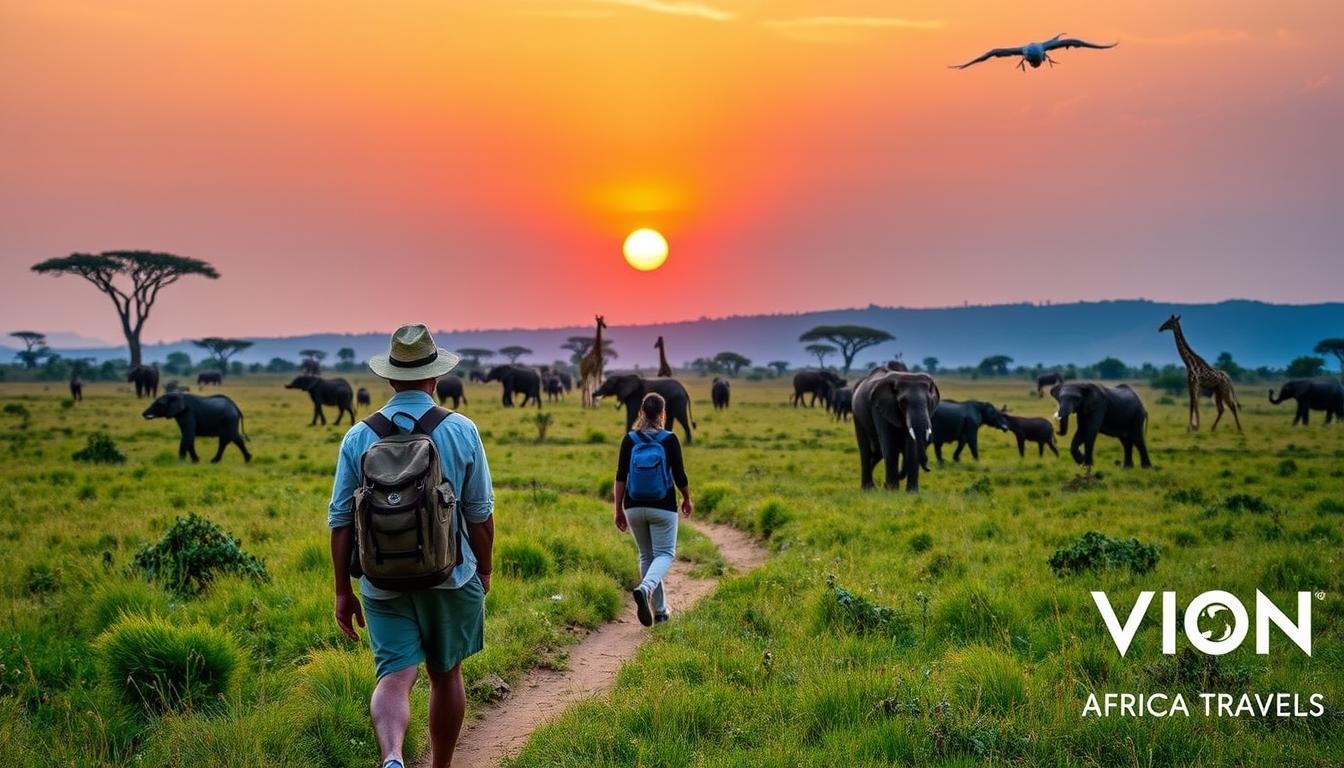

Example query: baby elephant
[1000,406,1059,458]
[143,392,251,463]
[357,387,372,408]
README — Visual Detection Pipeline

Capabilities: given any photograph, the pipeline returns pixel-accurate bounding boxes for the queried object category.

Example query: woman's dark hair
[632,392,667,431]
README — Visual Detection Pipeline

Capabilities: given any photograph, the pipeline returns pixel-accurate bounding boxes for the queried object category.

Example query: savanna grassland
[1,373,1341,767]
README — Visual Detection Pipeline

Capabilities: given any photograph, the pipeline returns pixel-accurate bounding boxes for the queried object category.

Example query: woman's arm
[665,434,692,516]
[612,480,628,531]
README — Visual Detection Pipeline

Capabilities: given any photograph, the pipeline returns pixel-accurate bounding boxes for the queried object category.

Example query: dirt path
[435,520,767,768]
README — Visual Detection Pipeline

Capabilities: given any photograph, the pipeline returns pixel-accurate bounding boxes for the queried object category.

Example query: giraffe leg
[1187,381,1200,431]
[1228,388,1242,432]
[1211,391,1225,432]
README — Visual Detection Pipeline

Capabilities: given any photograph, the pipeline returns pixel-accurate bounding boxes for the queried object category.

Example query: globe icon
[1197,603,1235,642]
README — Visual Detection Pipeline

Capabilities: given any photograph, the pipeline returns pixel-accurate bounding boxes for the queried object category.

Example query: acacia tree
[455,347,495,369]
[298,349,325,374]
[336,347,357,371]
[922,356,939,374]
[9,331,49,369]
[1315,338,1344,373]
[767,360,790,375]
[193,338,253,372]
[31,251,219,368]
[1286,356,1326,378]
[978,354,1014,376]
[714,351,751,377]
[560,336,616,367]
[498,345,533,364]
[799,325,893,374]
[804,343,837,368]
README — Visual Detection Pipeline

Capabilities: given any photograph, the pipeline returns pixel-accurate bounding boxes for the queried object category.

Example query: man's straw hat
[367,323,460,381]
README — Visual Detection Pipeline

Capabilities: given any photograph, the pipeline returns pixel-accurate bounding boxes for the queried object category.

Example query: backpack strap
[363,413,396,439]
[414,406,452,436]
[630,430,649,444]
[650,429,671,444]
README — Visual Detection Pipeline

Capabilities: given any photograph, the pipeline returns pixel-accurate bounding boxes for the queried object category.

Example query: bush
[909,532,934,553]
[698,482,733,515]
[97,614,241,713]
[497,540,552,579]
[755,498,790,539]
[582,428,607,444]
[1048,531,1159,577]
[815,574,912,641]
[22,563,59,595]
[1216,493,1273,515]
[131,513,269,595]
[88,580,169,632]
[944,646,1027,714]
[72,433,125,464]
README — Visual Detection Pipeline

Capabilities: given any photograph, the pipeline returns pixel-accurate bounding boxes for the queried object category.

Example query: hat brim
[368,348,461,381]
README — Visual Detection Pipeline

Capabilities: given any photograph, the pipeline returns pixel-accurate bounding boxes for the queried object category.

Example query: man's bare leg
[372,666,419,766]
[427,664,467,768]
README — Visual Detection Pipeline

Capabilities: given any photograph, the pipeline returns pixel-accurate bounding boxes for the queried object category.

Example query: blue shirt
[328,390,493,599]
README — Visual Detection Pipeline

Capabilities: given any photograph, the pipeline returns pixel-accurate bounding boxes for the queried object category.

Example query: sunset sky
[2,0,1341,344]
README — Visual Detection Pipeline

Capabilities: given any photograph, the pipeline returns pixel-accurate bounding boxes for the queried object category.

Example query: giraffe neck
[1171,324,1209,371]
[657,343,669,368]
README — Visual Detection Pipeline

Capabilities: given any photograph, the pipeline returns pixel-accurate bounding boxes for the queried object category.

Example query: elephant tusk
[908,427,916,441]
[926,428,933,441]
[1052,411,1060,420]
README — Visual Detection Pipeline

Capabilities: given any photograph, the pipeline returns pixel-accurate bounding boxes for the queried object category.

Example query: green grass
[1,374,1341,766]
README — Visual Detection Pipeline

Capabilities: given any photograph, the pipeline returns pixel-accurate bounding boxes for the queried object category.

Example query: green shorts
[363,575,485,679]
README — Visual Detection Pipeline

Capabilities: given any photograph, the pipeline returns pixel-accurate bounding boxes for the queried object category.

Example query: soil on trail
[431,520,767,768]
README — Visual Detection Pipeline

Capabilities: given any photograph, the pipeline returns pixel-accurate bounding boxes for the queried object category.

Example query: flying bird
[950,33,1117,71]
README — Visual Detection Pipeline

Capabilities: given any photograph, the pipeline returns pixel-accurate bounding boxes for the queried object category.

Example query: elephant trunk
[1268,388,1283,405]
[1055,404,1072,437]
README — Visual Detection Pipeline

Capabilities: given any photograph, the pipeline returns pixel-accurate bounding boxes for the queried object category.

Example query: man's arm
[331,525,364,640]
[466,517,494,593]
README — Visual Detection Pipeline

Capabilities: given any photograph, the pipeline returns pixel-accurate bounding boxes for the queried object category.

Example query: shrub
[582,428,607,444]
[698,482,733,515]
[22,563,59,595]
[944,646,1027,714]
[131,513,269,595]
[815,574,912,641]
[97,614,240,713]
[909,532,934,553]
[1218,493,1273,514]
[497,540,552,578]
[1276,459,1299,477]
[963,476,993,496]
[1164,488,1208,506]
[1317,498,1344,516]
[1048,531,1159,577]
[88,580,168,631]
[72,433,125,464]
[755,497,790,539]
[533,412,553,442]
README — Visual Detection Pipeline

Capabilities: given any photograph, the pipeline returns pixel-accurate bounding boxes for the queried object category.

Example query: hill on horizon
[5,300,1342,372]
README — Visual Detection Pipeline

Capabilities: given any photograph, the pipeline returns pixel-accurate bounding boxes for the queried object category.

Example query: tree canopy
[454,347,496,367]
[713,351,751,376]
[1315,338,1344,372]
[192,338,253,371]
[1286,355,1326,378]
[498,345,533,363]
[978,354,1014,376]
[798,325,893,373]
[9,331,49,369]
[804,343,837,368]
[1094,357,1128,380]
[31,251,218,367]
[560,336,617,366]
[767,360,790,375]
[922,356,939,374]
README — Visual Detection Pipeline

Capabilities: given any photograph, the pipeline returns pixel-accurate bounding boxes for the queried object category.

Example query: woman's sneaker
[632,586,654,627]
[654,611,669,625]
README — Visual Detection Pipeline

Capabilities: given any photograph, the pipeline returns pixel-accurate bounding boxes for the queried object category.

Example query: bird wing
[949,47,1021,69]
[1043,38,1117,51]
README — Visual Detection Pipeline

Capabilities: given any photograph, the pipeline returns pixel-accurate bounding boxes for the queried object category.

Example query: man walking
[329,323,495,768]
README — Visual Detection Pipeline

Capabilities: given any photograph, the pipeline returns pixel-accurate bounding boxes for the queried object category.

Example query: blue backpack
[627,430,673,501]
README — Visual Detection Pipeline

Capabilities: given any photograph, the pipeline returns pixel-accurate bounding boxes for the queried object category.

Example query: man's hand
[334,591,365,641]
[478,571,492,595]
[681,497,694,518]
[614,507,628,532]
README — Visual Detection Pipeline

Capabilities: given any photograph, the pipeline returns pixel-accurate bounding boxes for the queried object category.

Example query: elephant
[928,400,1009,464]
[711,377,730,410]
[69,375,83,402]
[127,365,160,399]
[1000,406,1059,458]
[593,374,697,443]
[851,370,940,492]
[196,371,223,387]
[793,370,845,408]
[1036,371,1064,397]
[485,365,542,408]
[1267,379,1344,425]
[1051,382,1151,468]
[285,375,356,426]
[356,387,372,408]
[544,375,565,402]
[142,392,251,463]
[435,375,468,409]
[468,369,487,383]
[830,386,853,421]
[557,371,573,392]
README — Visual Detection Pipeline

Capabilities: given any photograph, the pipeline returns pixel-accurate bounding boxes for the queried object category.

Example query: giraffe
[579,315,607,408]
[1159,314,1241,432]
[654,336,673,377]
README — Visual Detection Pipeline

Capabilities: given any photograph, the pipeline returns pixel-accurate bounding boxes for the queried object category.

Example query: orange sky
[1,0,1341,343]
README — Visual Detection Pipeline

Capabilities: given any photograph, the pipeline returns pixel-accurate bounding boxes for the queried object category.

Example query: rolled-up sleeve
[327,429,362,528]
[460,426,494,524]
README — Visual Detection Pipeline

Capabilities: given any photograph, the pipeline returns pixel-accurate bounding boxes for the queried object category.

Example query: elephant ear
[166,395,188,417]
[926,378,941,409]
[1079,383,1105,413]
[618,376,642,402]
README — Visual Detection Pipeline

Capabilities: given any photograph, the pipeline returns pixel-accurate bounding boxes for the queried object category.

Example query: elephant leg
[967,435,980,462]
[904,437,921,493]
[1296,406,1307,426]
[1120,438,1134,468]
[857,436,876,489]
[211,436,228,463]
[1069,434,1086,465]
[1017,436,1026,458]
[179,435,191,461]
[678,414,693,444]
[877,428,900,489]
[235,434,252,462]
[1083,436,1096,467]
[934,442,945,465]
[952,441,965,462]
[1047,440,1058,457]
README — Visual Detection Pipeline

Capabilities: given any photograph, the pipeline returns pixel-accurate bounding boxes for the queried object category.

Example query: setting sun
[622,228,668,272]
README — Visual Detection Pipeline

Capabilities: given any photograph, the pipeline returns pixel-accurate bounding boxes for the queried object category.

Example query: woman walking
[613,392,693,626]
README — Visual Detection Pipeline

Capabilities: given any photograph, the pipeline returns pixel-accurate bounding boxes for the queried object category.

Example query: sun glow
[622,228,669,271]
